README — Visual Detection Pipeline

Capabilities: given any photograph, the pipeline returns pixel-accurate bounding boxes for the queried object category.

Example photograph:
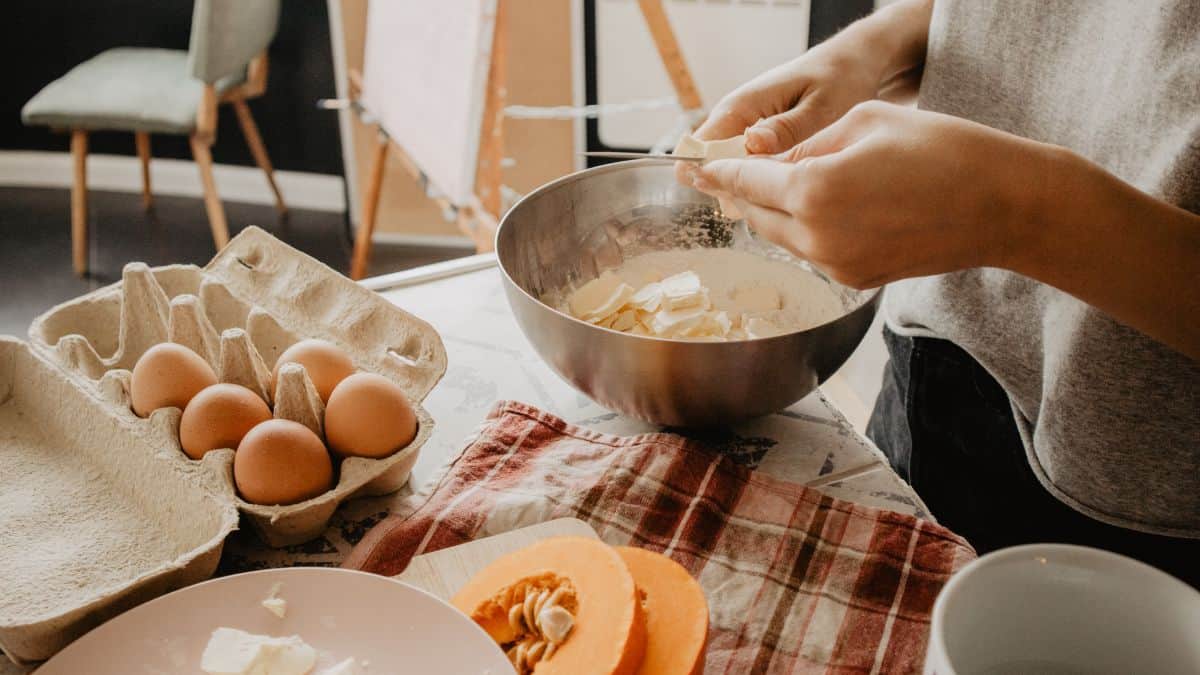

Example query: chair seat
[21,47,243,135]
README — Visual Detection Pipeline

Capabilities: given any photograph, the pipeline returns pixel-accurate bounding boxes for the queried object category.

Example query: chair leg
[350,136,388,280]
[232,99,286,215]
[188,135,230,250]
[70,130,89,276]
[135,131,152,210]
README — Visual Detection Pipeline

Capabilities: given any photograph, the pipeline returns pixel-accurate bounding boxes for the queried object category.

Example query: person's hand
[691,102,1058,289]
[693,44,891,157]
[676,0,932,179]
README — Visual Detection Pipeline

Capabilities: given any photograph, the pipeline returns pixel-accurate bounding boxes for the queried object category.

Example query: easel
[347,0,703,280]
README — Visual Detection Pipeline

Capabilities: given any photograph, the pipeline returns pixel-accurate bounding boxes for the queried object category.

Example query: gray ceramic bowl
[496,160,879,427]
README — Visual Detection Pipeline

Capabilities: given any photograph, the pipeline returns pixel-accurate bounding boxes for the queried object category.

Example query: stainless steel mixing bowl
[496,160,880,427]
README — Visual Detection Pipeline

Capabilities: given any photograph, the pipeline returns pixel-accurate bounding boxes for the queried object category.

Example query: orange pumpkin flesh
[616,547,709,675]
[452,537,646,675]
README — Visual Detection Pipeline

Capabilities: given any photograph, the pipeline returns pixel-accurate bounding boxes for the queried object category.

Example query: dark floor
[0,187,469,336]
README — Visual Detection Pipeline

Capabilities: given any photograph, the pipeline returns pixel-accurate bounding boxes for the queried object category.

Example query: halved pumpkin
[452,537,647,674]
[617,547,709,675]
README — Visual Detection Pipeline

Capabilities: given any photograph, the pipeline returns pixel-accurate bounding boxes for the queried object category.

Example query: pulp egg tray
[0,227,446,664]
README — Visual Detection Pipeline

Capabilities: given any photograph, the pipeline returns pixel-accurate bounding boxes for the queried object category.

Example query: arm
[1016,148,1200,359]
[692,102,1200,359]
[693,0,934,153]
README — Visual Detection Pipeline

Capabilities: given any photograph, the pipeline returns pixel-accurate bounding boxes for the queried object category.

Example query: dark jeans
[867,327,1199,588]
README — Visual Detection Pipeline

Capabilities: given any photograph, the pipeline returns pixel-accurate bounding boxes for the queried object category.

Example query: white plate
[39,567,510,674]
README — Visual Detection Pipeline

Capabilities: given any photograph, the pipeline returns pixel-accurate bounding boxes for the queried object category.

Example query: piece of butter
[320,658,360,675]
[673,134,750,219]
[730,285,781,313]
[200,627,316,675]
[676,310,732,339]
[261,597,287,620]
[651,305,709,337]
[609,310,640,332]
[628,282,663,313]
[704,135,749,161]
[659,271,708,310]
[708,311,733,336]
[745,317,784,339]
[673,134,707,158]
[261,583,287,619]
[569,272,635,322]
[673,134,748,161]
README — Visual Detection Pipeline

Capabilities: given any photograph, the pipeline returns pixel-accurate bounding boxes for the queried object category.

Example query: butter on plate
[200,627,315,675]
[261,583,287,619]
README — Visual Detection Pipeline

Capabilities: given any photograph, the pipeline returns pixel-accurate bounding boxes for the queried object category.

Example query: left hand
[691,101,1055,288]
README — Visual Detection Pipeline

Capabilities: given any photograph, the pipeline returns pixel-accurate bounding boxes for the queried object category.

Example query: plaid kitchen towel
[344,401,976,674]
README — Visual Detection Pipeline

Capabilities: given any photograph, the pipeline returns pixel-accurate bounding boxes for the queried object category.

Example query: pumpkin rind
[617,547,709,675]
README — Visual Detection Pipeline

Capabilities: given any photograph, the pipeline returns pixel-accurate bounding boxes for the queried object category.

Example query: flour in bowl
[560,248,843,341]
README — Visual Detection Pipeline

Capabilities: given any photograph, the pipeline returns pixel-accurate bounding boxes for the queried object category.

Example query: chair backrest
[188,0,280,84]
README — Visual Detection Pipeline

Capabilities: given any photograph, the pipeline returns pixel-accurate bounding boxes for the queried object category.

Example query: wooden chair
[21,0,285,276]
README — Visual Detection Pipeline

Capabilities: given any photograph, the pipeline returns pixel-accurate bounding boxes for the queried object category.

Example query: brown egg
[324,373,418,459]
[179,383,272,460]
[272,339,356,402]
[130,343,218,417]
[234,419,334,505]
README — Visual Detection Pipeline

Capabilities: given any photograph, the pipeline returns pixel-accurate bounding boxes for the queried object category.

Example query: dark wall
[0,0,343,175]
[808,0,876,46]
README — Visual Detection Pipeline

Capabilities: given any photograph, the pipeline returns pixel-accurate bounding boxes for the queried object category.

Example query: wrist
[828,0,931,83]
[996,141,1082,277]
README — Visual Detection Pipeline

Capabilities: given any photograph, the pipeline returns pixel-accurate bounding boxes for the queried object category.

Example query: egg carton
[0,337,238,665]
[0,227,447,664]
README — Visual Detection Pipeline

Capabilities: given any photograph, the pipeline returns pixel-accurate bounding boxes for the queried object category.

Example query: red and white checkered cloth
[344,401,976,674]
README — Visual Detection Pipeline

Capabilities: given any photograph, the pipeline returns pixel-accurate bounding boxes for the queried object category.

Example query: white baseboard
[0,150,346,212]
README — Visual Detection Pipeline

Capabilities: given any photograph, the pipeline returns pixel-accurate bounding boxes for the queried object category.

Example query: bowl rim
[927,543,1200,673]
[494,159,881,345]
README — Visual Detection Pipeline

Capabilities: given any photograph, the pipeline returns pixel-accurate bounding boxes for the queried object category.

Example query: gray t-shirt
[885,0,1199,537]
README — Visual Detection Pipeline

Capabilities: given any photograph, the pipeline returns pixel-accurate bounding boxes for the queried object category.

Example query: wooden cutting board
[393,518,599,601]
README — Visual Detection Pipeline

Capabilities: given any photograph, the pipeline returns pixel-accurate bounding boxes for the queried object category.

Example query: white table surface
[3,256,926,673]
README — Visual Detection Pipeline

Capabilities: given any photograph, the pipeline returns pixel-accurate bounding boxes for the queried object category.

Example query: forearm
[1012,148,1200,360]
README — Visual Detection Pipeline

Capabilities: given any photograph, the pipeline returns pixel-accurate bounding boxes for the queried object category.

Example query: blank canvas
[361,0,497,205]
